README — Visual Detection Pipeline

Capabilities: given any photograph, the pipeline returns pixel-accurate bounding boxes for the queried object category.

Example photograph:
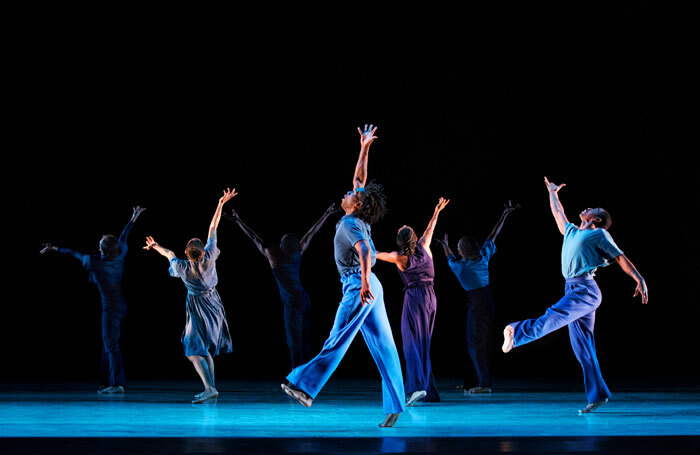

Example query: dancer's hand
[40,243,57,254]
[219,188,238,205]
[132,206,147,221]
[504,200,520,214]
[143,236,158,250]
[360,279,375,306]
[227,208,240,221]
[544,177,566,194]
[357,124,378,147]
[435,233,448,245]
[435,197,450,212]
[634,280,648,304]
[325,203,341,216]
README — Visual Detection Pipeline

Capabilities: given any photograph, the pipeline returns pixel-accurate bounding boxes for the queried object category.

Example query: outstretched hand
[435,197,450,212]
[224,208,241,221]
[143,236,158,250]
[325,203,341,216]
[132,206,147,220]
[504,200,521,214]
[435,233,448,245]
[360,280,375,306]
[544,177,566,194]
[40,243,57,254]
[219,188,238,205]
[358,124,378,147]
[634,281,649,304]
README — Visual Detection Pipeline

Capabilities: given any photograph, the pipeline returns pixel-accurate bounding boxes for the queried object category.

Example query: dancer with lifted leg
[225,203,339,368]
[144,188,237,404]
[502,177,648,413]
[41,205,146,394]
[436,200,518,394]
[281,125,405,428]
[376,197,450,406]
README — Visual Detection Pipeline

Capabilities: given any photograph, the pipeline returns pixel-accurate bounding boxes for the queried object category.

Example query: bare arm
[225,209,274,262]
[376,251,402,264]
[434,234,456,258]
[208,188,238,242]
[354,239,375,306]
[143,236,176,261]
[419,197,450,250]
[486,200,520,243]
[299,204,340,254]
[40,243,84,261]
[118,206,147,243]
[544,177,568,235]
[614,254,648,304]
[353,124,378,190]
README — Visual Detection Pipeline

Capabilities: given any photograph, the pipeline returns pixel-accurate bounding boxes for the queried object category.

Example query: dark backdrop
[10,3,696,386]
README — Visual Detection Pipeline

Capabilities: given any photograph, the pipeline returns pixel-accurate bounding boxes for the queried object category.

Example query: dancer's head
[457,236,481,261]
[185,238,206,262]
[396,225,417,256]
[280,233,300,255]
[99,235,120,259]
[340,180,387,225]
[579,207,611,229]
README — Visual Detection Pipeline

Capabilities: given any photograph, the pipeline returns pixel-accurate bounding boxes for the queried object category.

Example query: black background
[10,3,697,387]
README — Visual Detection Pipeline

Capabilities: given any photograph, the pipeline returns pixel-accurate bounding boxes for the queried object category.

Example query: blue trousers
[100,305,126,388]
[287,272,405,414]
[510,276,611,403]
[465,285,494,388]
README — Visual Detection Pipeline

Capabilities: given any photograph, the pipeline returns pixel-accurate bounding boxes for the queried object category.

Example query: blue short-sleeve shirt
[447,240,496,291]
[334,214,376,275]
[169,238,220,293]
[561,222,623,278]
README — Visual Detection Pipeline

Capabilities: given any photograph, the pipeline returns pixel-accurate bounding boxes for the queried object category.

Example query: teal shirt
[561,222,623,278]
[334,214,376,275]
[447,240,496,291]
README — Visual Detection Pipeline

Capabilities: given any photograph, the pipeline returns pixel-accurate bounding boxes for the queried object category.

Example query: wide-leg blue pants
[509,275,611,403]
[286,272,405,414]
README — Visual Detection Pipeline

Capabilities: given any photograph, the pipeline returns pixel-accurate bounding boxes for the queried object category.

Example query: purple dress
[398,244,440,402]
[169,238,233,357]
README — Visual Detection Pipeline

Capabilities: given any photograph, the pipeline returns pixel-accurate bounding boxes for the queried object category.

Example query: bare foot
[502,325,514,353]
[405,390,427,407]
[467,386,492,394]
[579,398,608,414]
[379,413,400,427]
[192,389,218,404]
[97,386,124,394]
[281,383,313,407]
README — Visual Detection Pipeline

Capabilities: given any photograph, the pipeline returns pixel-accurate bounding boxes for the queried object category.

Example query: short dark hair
[356,180,387,225]
[396,226,417,256]
[280,233,299,255]
[457,236,481,261]
[594,208,612,230]
[185,238,206,262]
[100,235,120,259]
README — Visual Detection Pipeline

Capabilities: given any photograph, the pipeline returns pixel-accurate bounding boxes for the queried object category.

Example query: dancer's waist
[403,280,434,290]
[565,274,596,283]
[187,287,217,296]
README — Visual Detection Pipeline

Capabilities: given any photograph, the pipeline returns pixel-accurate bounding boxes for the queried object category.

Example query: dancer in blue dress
[144,188,237,404]
[502,177,648,413]
[436,200,518,393]
[281,124,405,428]
[41,205,146,394]
[225,204,339,368]
[376,197,450,406]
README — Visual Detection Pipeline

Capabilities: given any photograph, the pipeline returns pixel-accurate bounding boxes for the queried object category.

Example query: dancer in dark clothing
[502,177,647,413]
[436,201,518,393]
[41,206,146,393]
[144,188,236,404]
[225,204,339,368]
[376,197,450,406]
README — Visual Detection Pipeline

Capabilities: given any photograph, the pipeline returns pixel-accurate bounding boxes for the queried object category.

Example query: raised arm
[208,188,238,242]
[354,239,375,306]
[376,251,402,264]
[544,177,569,235]
[485,200,520,243]
[119,206,147,243]
[40,243,85,262]
[614,254,649,304]
[353,124,378,190]
[299,204,340,254]
[143,236,176,261]
[225,208,273,262]
[419,197,450,250]
[434,234,456,258]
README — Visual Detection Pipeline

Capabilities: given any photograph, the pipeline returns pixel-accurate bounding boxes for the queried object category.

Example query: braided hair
[397,226,417,256]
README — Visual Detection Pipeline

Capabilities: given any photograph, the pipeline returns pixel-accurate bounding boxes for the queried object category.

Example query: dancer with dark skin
[376,197,450,406]
[144,188,237,404]
[224,204,340,368]
[41,205,146,394]
[281,124,405,428]
[502,177,648,413]
[436,201,518,393]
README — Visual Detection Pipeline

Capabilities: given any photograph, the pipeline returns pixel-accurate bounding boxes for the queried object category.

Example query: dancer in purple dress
[377,198,450,406]
[144,188,237,404]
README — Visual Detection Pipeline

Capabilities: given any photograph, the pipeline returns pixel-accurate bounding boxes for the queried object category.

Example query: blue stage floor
[1,379,698,438]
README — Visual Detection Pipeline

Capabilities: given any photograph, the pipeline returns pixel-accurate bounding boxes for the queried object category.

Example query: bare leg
[188,355,218,404]
[206,354,215,389]
[379,413,400,427]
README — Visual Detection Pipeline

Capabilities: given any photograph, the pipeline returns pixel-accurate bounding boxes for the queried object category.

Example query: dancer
[225,204,339,368]
[281,124,405,428]
[40,205,147,394]
[376,197,450,406]
[436,200,518,394]
[143,188,237,404]
[502,177,648,413]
